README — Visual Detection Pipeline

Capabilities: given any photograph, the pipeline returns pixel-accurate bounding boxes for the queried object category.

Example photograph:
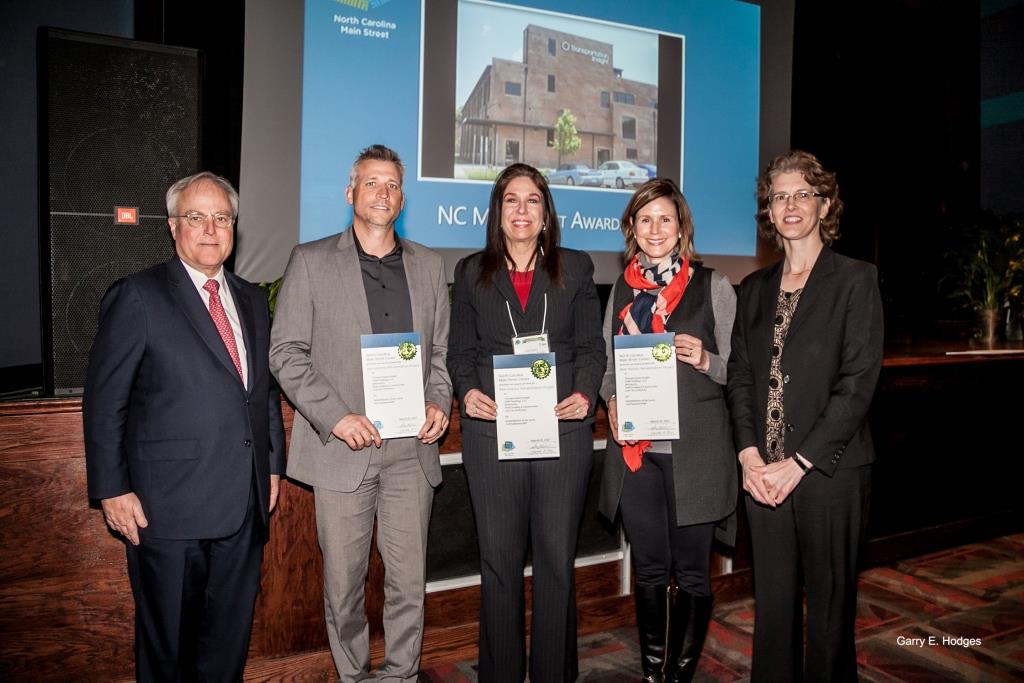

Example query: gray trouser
[315,441,434,682]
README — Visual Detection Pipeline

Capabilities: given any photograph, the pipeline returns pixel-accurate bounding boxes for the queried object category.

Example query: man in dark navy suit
[84,171,285,682]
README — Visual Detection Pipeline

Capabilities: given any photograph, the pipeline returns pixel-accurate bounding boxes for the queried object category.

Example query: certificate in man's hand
[361,332,426,439]
[613,333,679,441]
[493,353,560,460]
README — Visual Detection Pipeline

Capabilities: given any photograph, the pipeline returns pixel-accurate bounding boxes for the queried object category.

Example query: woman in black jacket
[448,163,605,683]
[727,150,883,682]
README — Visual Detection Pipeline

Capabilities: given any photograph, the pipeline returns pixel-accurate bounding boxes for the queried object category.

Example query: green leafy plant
[945,213,1024,312]
[257,277,284,320]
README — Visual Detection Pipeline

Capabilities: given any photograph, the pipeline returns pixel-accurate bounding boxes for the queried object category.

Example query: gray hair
[347,144,404,190]
[165,171,240,217]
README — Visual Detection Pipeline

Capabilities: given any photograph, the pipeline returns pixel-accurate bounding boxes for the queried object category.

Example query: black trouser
[745,464,871,683]
[126,484,266,683]
[463,428,593,683]
[619,450,715,594]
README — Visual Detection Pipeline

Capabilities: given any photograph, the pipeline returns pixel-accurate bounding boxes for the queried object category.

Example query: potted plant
[945,213,1024,343]
[258,277,284,320]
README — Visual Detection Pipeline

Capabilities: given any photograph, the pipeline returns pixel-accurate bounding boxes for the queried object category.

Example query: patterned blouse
[765,287,803,463]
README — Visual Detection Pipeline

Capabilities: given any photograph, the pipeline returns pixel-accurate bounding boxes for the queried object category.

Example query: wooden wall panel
[248,478,328,657]
[0,400,135,682]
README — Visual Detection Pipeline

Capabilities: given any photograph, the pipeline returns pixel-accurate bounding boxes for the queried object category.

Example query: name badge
[512,332,550,355]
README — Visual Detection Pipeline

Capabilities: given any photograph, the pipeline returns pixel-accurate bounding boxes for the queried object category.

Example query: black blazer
[84,258,285,539]
[448,248,606,437]
[727,247,883,476]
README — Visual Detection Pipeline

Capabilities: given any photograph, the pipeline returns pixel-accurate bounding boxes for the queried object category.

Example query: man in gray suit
[270,144,451,682]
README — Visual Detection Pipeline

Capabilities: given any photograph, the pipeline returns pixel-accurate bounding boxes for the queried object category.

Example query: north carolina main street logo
[398,341,417,360]
[531,359,552,379]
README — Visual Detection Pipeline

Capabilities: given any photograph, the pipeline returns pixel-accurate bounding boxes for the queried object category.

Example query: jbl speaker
[39,29,202,394]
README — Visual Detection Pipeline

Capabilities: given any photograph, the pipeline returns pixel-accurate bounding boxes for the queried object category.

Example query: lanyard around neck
[506,292,547,338]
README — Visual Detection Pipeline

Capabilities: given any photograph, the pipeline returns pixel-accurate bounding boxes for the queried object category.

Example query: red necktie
[203,279,244,380]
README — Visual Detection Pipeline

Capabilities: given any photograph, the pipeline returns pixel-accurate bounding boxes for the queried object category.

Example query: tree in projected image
[554,109,582,167]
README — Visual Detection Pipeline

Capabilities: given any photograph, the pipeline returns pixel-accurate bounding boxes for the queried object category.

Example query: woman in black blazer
[598,178,737,683]
[727,150,883,682]
[448,163,605,683]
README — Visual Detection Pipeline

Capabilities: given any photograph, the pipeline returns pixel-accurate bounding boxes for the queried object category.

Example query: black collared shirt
[353,230,414,334]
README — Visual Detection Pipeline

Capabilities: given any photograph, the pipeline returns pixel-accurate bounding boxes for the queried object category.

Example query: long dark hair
[477,163,562,286]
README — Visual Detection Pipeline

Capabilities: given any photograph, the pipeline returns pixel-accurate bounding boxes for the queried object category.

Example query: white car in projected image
[593,160,648,189]
[547,163,602,187]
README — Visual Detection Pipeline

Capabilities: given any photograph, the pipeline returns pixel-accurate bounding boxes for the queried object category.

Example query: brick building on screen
[457,24,659,169]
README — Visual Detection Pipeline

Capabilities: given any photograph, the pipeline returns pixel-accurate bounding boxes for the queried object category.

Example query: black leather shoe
[666,591,713,683]
[635,584,670,682]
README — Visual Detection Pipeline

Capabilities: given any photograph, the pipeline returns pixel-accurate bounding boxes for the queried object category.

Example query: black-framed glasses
[769,191,825,205]
[171,212,235,228]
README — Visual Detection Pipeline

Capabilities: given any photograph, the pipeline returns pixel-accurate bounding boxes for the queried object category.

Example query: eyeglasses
[769,191,825,205]
[171,212,235,228]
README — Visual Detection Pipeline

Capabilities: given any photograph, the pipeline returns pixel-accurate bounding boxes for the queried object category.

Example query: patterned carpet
[422,534,1024,682]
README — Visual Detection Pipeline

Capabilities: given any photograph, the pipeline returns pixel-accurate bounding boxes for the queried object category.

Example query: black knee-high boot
[634,584,670,682]
[666,591,713,683]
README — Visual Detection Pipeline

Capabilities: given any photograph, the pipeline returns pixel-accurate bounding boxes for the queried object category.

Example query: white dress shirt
[180,259,249,388]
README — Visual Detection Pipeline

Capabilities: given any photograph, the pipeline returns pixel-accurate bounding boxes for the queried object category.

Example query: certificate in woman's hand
[613,332,680,441]
[493,353,560,460]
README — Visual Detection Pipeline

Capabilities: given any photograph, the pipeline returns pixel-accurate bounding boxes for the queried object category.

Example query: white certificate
[614,333,679,441]
[493,353,560,460]
[361,332,426,439]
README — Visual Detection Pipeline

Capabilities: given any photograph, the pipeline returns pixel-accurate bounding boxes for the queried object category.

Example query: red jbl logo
[115,207,139,225]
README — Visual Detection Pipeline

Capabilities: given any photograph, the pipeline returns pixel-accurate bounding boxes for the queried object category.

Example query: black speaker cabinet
[39,29,202,395]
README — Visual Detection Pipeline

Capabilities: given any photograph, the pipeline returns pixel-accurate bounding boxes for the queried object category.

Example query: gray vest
[599,264,738,531]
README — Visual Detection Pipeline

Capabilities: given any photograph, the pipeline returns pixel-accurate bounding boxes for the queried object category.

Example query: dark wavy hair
[477,163,561,286]
[756,150,843,248]
[619,177,696,264]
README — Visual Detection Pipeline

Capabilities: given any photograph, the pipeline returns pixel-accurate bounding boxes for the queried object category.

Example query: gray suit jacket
[270,228,452,492]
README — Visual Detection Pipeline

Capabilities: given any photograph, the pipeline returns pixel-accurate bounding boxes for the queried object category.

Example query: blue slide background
[300,0,759,256]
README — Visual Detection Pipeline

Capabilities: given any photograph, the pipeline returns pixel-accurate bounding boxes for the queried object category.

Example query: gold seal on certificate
[397,340,418,360]
[361,332,426,439]
[530,358,552,379]
[494,352,560,460]
[651,341,673,362]
[613,332,680,440]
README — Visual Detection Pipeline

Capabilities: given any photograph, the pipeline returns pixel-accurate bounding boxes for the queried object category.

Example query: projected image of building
[457,24,658,175]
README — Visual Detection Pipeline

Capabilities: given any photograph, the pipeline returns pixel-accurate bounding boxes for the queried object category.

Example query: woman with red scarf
[598,178,737,683]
